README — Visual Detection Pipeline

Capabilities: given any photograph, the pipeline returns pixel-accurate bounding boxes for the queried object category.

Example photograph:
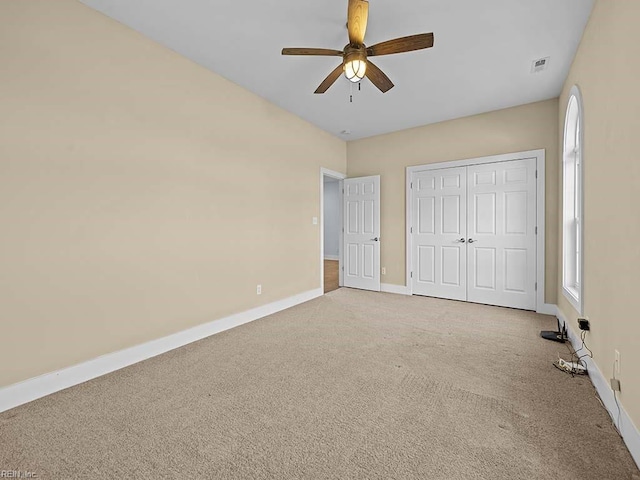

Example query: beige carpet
[1,289,638,479]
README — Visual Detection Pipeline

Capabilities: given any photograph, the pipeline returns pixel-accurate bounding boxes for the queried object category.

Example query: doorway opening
[321,168,346,293]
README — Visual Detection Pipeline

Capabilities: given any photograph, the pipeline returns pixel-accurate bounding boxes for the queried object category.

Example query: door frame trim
[405,149,547,313]
[320,167,347,291]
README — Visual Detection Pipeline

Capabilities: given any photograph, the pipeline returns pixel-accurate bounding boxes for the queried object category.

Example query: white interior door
[466,159,537,310]
[343,175,380,291]
[411,167,467,301]
[410,158,537,310]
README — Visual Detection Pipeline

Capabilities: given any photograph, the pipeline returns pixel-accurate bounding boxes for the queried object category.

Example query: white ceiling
[80,0,594,140]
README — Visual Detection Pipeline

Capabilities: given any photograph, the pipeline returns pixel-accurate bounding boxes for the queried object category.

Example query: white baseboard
[537,303,557,315]
[379,286,553,307]
[556,307,640,469]
[0,288,323,414]
[381,283,411,295]
[324,255,339,261]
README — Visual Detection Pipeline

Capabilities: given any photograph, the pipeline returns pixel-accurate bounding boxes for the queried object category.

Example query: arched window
[562,86,584,313]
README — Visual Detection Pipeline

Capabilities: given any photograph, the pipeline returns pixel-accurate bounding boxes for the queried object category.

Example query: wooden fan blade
[282,48,343,56]
[314,64,344,94]
[365,60,394,93]
[367,33,434,57]
[347,0,369,45]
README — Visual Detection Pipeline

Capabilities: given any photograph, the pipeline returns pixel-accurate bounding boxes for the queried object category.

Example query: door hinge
[535,282,538,291]
[410,182,413,189]
[411,272,413,278]
[535,226,538,235]
[535,170,538,179]
[410,227,413,234]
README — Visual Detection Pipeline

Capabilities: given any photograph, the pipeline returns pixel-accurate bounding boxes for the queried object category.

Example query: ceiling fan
[281,0,434,94]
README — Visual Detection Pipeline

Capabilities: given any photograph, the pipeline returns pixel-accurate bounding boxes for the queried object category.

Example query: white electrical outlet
[312,217,318,225]
[610,378,621,392]
[381,267,386,275]
[257,284,262,295]
[615,349,621,375]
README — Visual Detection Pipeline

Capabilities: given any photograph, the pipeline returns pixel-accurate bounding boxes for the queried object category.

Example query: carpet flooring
[1,289,639,479]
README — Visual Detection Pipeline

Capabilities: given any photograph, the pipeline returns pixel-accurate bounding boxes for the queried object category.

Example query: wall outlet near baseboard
[381,267,386,275]
[610,378,621,392]
[257,284,262,295]
[578,317,590,331]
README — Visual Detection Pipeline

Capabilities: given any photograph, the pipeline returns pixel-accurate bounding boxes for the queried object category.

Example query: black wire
[563,336,579,376]
[574,330,593,357]
[559,332,622,437]
[561,327,592,376]
[575,330,593,373]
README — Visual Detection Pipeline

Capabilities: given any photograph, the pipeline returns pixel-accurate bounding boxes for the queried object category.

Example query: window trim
[562,85,584,314]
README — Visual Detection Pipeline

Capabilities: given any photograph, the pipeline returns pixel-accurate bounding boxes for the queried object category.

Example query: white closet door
[466,159,537,310]
[412,167,467,301]
[343,176,381,292]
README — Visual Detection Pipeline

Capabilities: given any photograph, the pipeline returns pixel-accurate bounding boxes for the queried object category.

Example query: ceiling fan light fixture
[343,46,367,82]
[281,0,434,94]
[344,58,366,82]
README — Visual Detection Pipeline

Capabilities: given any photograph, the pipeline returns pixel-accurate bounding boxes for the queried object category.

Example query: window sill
[562,284,582,314]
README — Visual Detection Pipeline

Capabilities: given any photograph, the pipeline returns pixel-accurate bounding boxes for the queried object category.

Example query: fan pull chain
[350,82,353,103]
[358,82,361,91]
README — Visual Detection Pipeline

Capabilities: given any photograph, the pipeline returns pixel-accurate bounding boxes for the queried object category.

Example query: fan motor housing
[343,44,367,66]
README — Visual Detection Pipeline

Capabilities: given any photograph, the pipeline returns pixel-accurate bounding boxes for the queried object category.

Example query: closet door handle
[468,238,476,243]
[457,238,466,243]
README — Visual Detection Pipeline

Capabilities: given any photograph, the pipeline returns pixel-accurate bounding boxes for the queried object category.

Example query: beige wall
[347,99,559,303]
[5,2,637,442]
[0,1,346,387]
[557,0,640,432]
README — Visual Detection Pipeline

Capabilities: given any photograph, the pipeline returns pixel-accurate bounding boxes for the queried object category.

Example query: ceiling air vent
[531,57,550,73]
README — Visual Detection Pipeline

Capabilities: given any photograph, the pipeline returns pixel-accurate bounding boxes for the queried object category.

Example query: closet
[410,157,537,310]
